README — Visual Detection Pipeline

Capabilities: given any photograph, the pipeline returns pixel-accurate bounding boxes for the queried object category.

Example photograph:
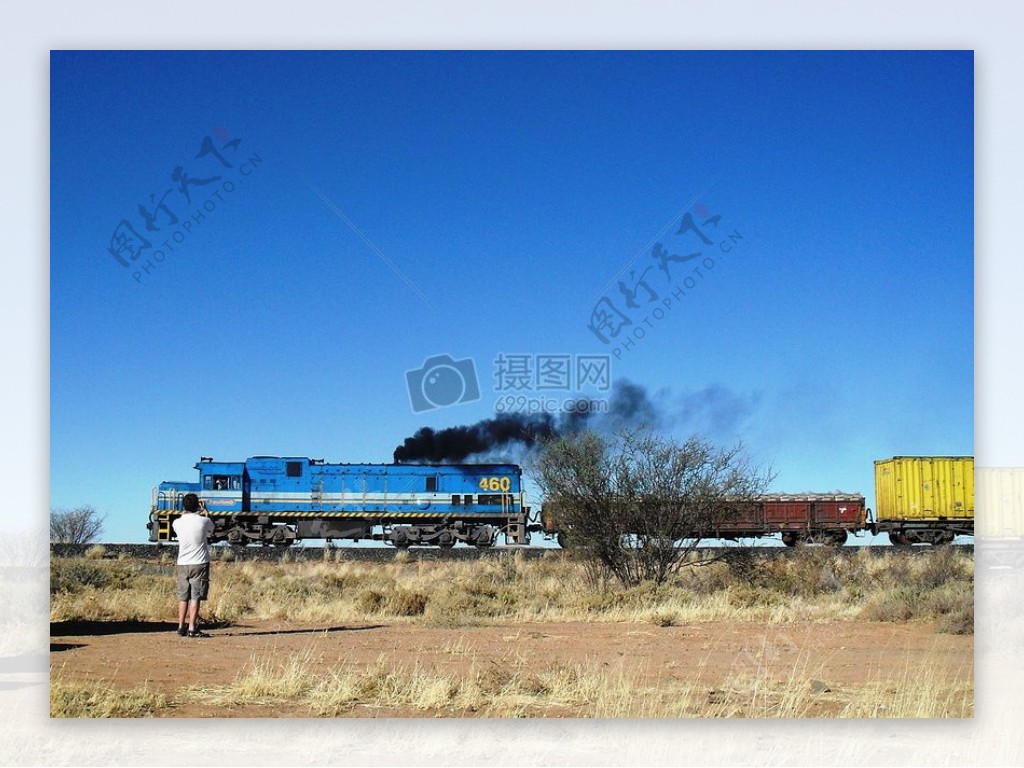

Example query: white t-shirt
[173,513,216,565]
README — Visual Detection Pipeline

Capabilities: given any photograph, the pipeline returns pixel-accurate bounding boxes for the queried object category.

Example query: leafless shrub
[50,505,105,544]
[533,428,773,587]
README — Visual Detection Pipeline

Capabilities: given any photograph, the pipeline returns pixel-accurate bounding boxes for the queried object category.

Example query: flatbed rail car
[540,494,867,547]
[149,457,535,548]
[872,456,974,545]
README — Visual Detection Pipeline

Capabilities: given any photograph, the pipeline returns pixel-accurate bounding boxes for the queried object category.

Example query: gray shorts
[176,563,210,602]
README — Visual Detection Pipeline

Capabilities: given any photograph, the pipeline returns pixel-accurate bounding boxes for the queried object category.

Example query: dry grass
[176,644,971,718]
[49,548,973,718]
[837,658,974,717]
[50,677,166,718]
[50,548,974,634]
[49,645,972,718]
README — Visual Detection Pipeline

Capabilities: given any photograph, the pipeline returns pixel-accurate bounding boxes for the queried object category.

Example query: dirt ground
[49,618,973,717]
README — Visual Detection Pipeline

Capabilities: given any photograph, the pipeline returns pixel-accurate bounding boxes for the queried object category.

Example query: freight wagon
[149,456,534,548]
[540,494,867,547]
[872,457,974,545]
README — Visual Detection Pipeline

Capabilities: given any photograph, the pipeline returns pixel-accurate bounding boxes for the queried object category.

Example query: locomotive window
[205,475,233,490]
[425,476,438,492]
[463,494,474,506]
[477,494,513,506]
[230,475,241,490]
[451,494,461,506]
[286,462,303,477]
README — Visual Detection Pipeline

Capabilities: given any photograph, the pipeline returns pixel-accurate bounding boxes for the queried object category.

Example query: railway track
[51,542,975,563]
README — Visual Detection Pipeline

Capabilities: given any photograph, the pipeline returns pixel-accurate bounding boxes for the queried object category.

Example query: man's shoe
[177,626,188,637]
[188,629,210,638]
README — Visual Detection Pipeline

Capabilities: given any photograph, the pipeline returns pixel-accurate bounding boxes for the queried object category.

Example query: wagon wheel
[830,530,849,546]
[781,533,798,548]
[888,531,911,546]
[556,532,568,549]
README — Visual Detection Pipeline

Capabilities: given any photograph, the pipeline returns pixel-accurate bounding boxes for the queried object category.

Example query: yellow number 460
[478,476,511,492]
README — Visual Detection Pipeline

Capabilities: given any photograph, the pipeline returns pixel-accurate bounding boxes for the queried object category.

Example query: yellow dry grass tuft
[50,678,166,718]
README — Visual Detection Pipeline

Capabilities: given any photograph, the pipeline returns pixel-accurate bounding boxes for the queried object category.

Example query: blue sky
[50,50,973,542]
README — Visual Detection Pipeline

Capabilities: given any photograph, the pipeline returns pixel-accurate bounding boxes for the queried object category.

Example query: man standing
[173,493,215,638]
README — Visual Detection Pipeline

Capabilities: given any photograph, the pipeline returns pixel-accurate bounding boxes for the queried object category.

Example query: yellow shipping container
[874,456,974,522]
[975,466,1024,540]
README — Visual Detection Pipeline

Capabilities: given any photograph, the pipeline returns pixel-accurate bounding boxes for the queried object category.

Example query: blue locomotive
[148,456,534,548]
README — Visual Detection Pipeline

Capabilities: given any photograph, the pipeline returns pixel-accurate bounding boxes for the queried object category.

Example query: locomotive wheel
[390,529,412,549]
[437,531,456,549]
[469,526,495,549]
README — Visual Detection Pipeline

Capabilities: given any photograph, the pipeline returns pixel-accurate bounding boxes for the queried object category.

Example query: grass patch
[50,548,974,634]
[50,678,166,718]
[180,644,971,718]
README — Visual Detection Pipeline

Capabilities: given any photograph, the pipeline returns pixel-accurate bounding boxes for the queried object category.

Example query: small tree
[533,428,773,587]
[50,505,106,544]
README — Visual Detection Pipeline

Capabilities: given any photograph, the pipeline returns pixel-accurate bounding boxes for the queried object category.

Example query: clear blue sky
[50,50,973,542]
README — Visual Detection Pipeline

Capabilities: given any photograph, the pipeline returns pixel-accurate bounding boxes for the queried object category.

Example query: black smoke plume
[392,379,757,464]
[393,413,559,464]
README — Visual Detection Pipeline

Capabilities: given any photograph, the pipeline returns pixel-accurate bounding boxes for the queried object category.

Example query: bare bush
[50,505,105,544]
[533,428,773,587]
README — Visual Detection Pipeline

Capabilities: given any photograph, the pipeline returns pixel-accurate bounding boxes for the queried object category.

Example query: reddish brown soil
[49,619,972,717]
